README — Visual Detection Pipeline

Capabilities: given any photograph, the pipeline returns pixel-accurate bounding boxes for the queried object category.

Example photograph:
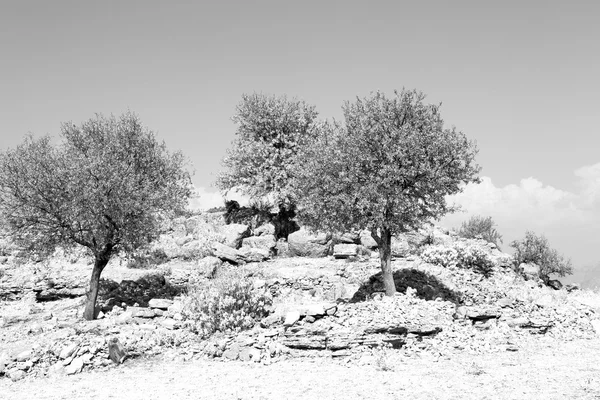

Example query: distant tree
[293,89,481,295]
[458,215,503,248]
[0,112,191,320]
[510,231,573,283]
[216,93,318,236]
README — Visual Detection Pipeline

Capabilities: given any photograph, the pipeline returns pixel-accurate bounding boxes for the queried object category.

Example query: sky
[1,1,598,286]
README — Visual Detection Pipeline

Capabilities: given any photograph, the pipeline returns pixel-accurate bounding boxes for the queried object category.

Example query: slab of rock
[148,298,173,310]
[284,311,301,327]
[65,357,84,375]
[288,229,332,257]
[219,224,251,249]
[211,242,246,264]
[333,244,358,259]
[238,247,270,263]
[129,307,156,318]
[16,349,32,362]
[59,342,79,360]
[334,232,360,244]
[242,235,277,254]
[161,318,180,330]
[359,230,378,249]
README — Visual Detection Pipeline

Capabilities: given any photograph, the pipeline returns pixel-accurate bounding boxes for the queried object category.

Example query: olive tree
[216,93,319,214]
[293,89,481,295]
[0,112,191,320]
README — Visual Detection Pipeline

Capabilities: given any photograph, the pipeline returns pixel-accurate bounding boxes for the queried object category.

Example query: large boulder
[238,247,270,263]
[254,223,275,237]
[241,234,277,254]
[391,236,410,258]
[288,229,332,257]
[211,242,246,264]
[219,224,251,249]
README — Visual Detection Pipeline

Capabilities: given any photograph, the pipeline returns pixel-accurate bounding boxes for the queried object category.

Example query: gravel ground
[3,338,600,400]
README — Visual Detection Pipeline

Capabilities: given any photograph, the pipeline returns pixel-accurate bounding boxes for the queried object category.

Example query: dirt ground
[2,337,600,400]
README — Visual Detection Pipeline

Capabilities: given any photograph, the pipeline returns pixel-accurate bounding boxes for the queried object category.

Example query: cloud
[440,162,600,285]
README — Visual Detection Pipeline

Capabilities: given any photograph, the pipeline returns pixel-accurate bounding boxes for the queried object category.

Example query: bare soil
[2,337,600,400]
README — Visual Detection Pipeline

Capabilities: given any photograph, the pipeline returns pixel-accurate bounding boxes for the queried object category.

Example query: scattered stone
[59,342,79,360]
[161,318,179,330]
[223,343,240,360]
[8,368,26,382]
[148,299,173,310]
[129,307,155,318]
[16,349,32,362]
[284,311,301,327]
[211,242,246,264]
[65,357,84,375]
[219,224,251,249]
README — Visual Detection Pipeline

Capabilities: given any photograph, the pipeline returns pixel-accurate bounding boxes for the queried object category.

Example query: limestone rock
[211,242,246,264]
[238,247,270,263]
[520,263,540,281]
[359,230,378,249]
[219,224,251,249]
[8,368,26,381]
[254,223,275,237]
[65,357,84,375]
[333,244,358,259]
[197,256,222,278]
[283,311,301,327]
[59,342,79,360]
[241,235,277,254]
[129,307,155,318]
[148,298,173,310]
[288,229,332,257]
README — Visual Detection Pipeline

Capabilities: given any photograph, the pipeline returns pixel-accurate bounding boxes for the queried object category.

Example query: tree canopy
[510,231,573,283]
[293,89,481,295]
[216,93,319,208]
[0,112,191,319]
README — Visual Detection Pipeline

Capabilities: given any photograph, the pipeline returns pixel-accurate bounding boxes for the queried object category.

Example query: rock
[59,342,79,360]
[283,311,301,327]
[223,343,240,360]
[161,318,179,330]
[334,232,360,244]
[535,294,554,308]
[108,338,127,364]
[359,231,378,249]
[590,320,600,335]
[547,279,563,290]
[249,348,262,362]
[275,239,291,257]
[211,242,246,264]
[565,283,580,292]
[238,347,252,362]
[241,235,277,254]
[129,307,155,318]
[520,263,540,281]
[238,247,270,263]
[288,229,332,257]
[197,256,222,278]
[333,244,358,259]
[148,298,173,310]
[16,349,32,362]
[65,357,84,375]
[254,223,275,237]
[8,368,26,381]
[260,314,281,328]
[167,301,183,314]
[391,236,410,258]
[219,224,251,249]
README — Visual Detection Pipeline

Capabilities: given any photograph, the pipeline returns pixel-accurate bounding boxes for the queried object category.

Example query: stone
[254,223,276,237]
[565,283,580,292]
[223,343,240,360]
[590,319,600,335]
[241,235,277,254]
[283,311,301,327]
[238,347,252,362]
[161,318,179,330]
[238,247,270,263]
[129,307,155,318]
[288,229,332,257]
[108,338,127,364]
[334,232,360,244]
[65,357,84,375]
[359,230,378,249]
[8,368,26,381]
[535,294,554,308]
[547,279,563,290]
[249,348,262,362]
[211,242,246,264]
[520,263,540,281]
[219,224,251,249]
[59,342,79,360]
[148,298,173,310]
[197,256,222,278]
[260,314,282,328]
[333,244,358,259]
[16,349,32,362]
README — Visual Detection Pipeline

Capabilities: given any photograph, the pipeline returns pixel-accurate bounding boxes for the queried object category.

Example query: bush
[421,243,495,277]
[181,267,272,338]
[510,231,573,283]
[458,215,503,248]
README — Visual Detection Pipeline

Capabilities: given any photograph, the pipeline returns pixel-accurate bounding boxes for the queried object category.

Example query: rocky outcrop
[211,242,246,264]
[219,224,251,249]
[241,235,277,254]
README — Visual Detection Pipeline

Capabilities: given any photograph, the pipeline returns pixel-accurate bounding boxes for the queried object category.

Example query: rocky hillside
[1,212,599,382]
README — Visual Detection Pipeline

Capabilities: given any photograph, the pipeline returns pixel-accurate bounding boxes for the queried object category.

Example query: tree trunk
[373,227,396,296]
[83,256,109,320]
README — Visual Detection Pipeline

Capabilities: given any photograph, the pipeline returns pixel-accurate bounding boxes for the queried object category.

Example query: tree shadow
[350,268,462,303]
[97,274,185,312]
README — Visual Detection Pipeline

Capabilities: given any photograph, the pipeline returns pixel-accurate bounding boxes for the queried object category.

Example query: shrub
[421,243,495,277]
[181,267,272,338]
[458,215,503,248]
[510,231,573,283]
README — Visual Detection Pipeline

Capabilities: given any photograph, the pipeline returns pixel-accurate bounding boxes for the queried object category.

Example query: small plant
[420,245,459,268]
[458,215,503,248]
[421,243,495,277]
[181,267,272,338]
[510,231,573,283]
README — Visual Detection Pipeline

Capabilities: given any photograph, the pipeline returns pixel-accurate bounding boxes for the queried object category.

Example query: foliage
[0,112,191,319]
[458,215,503,248]
[181,268,272,338]
[510,231,573,282]
[217,93,319,208]
[420,243,495,277]
[293,89,481,295]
